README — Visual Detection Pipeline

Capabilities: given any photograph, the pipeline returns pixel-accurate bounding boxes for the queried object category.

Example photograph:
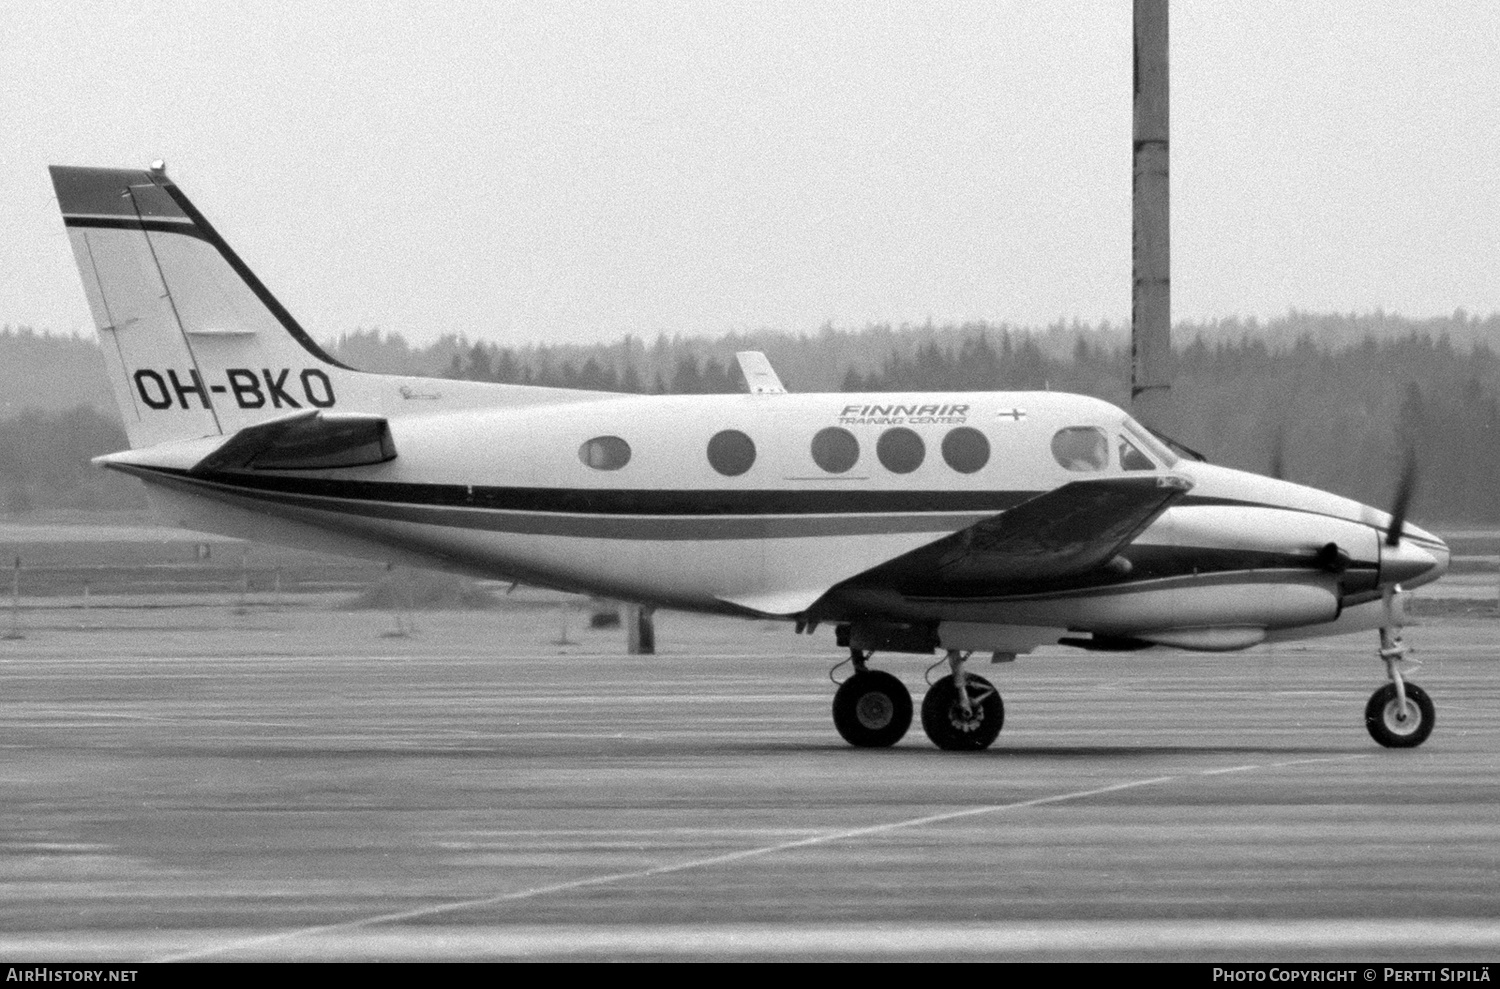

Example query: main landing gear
[831,650,913,748]
[831,649,1005,751]
[922,650,1004,751]
[1366,618,1435,749]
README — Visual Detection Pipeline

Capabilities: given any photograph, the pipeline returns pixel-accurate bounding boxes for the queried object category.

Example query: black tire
[921,674,1004,751]
[1365,682,1434,748]
[832,670,913,748]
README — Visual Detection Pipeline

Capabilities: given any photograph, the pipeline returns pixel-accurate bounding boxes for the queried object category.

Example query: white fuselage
[49,163,1448,656]
[107,382,1449,649]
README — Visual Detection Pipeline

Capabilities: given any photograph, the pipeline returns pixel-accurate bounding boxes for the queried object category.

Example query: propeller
[1385,449,1419,547]
[1267,426,1286,481]
[1303,448,1419,578]
[1377,449,1441,591]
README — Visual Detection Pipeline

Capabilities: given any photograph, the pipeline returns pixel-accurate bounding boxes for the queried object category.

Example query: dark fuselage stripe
[121,465,988,540]
[117,466,1400,607]
[896,566,1345,604]
[143,466,1040,516]
[119,465,1389,599]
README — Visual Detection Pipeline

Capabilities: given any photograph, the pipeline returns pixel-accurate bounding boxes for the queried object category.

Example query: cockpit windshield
[1051,419,1178,473]
[1118,435,1155,471]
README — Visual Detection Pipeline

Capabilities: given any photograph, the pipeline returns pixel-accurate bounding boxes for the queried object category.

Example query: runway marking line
[156,752,1370,963]
[38,708,305,729]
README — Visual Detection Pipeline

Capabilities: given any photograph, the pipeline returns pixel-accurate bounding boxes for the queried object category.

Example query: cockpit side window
[1051,426,1109,472]
[1119,435,1156,471]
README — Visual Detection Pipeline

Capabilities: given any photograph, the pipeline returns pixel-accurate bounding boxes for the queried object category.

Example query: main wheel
[921,674,1004,751]
[832,670,913,748]
[1365,682,1434,748]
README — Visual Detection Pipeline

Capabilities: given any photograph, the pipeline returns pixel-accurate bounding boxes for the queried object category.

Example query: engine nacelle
[972,573,1343,640]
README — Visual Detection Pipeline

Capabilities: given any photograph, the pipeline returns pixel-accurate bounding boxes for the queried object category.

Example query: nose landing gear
[1366,680,1434,748]
[1366,602,1435,748]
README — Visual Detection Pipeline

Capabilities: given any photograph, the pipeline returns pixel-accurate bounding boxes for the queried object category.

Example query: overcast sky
[3,1,1496,346]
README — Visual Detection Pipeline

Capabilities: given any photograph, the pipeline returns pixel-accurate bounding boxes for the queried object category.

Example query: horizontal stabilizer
[844,475,1192,596]
[191,411,396,474]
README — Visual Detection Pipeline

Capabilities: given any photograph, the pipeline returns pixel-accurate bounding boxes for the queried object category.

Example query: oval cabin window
[707,430,756,477]
[876,427,925,474]
[810,427,860,474]
[579,435,631,471]
[941,426,990,474]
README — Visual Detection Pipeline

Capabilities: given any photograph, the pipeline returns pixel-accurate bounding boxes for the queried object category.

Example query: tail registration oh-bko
[50,163,1450,751]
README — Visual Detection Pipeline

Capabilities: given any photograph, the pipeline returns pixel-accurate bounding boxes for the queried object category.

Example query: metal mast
[1131,0,1172,431]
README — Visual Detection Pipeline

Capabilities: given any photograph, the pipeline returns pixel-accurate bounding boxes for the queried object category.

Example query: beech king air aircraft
[50,163,1450,752]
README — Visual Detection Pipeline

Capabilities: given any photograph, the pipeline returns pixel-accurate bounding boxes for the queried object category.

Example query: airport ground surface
[1,600,1499,962]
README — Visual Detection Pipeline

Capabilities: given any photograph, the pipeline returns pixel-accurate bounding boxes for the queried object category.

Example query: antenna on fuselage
[736,351,787,395]
[1131,0,1172,434]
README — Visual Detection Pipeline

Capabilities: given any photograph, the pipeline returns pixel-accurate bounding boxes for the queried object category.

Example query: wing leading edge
[838,474,1193,599]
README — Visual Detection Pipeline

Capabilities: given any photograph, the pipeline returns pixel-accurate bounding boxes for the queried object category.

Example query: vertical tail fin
[50,164,361,449]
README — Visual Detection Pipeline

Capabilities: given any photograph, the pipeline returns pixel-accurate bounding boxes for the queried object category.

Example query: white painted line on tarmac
[155,752,1370,963]
[1267,755,1371,768]
[37,708,305,729]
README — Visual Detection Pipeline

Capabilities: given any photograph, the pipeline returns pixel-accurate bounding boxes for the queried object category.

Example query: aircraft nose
[1380,524,1449,589]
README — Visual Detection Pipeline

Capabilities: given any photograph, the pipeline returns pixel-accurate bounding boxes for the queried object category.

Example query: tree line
[430,326,1499,521]
[0,405,138,513]
[1,313,1497,521]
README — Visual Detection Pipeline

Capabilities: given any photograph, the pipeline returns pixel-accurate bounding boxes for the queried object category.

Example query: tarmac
[1,602,1498,961]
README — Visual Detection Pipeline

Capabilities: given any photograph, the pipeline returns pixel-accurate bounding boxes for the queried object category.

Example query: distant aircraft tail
[49,164,371,449]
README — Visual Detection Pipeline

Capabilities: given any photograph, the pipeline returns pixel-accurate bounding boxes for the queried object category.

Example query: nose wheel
[1365,681,1434,748]
[1367,598,1435,748]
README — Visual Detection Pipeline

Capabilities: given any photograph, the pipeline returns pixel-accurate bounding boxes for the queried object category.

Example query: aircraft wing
[844,474,1193,596]
[191,411,396,474]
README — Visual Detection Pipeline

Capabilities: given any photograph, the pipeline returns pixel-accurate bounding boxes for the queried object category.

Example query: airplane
[48,163,1450,752]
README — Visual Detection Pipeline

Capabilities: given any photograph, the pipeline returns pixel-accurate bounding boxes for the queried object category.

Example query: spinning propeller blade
[1386,450,1418,547]
[1268,428,1286,481]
